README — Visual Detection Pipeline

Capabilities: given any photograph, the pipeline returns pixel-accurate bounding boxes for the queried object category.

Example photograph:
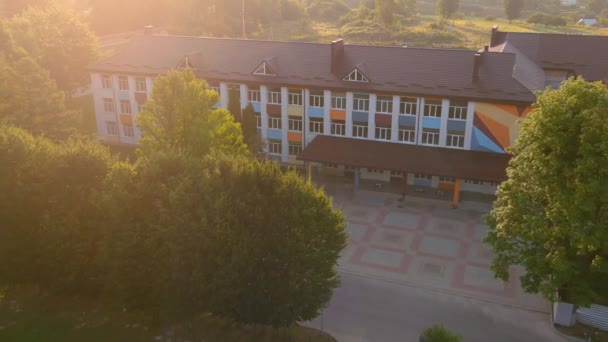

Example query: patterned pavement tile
[424,217,469,238]
[416,235,463,259]
[472,223,490,241]
[351,246,412,273]
[379,210,424,230]
[466,242,494,265]
[368,228,415,252]
[346,222,373,243]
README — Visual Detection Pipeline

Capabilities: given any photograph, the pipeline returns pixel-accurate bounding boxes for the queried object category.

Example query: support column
[354,167,360,191]
[391,95,400,142]
[323,90,331,135]
[345,92,354,137]
[306,162,312,182]
[452,179,461,208]
[240,84,249,109]
[304,89,310,146]
[417,97,425,145]
[219,82,229,109]
[260,85,269,152]
[401,173,408,198]
[440,98,449,147]
[368,94,377,140]
[280,87,289,163]
[464,101,475,150]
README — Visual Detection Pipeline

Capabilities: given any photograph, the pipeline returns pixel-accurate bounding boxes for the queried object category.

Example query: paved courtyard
[327,186,549,313]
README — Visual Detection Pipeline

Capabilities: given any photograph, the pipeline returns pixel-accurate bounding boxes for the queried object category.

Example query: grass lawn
[252,16,608,48]
[0,287,335,342]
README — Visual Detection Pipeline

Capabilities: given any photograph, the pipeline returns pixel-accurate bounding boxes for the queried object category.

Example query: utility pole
[241,0,246,39]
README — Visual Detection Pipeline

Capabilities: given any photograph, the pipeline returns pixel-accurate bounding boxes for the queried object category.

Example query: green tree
[3,3,100,92]
[307,0,352,21]
[437,0,460,19]
[0,125,115,293]
[504,0,524,23]
[136,69,248,157]
[485,78,608,306]
[241,103,264,154]
[421,324,462,342]
[375,0,396,24]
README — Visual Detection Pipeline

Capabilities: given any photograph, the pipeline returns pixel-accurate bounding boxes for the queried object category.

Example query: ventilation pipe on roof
[490,25,499,47]
[330,38,344,74]
[473,52,482,82]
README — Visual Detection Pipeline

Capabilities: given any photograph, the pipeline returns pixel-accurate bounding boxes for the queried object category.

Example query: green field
[251,16,608,48]
[0,287,334,342]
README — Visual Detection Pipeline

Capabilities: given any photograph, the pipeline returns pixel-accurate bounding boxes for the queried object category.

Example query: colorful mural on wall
[471,103,532,153]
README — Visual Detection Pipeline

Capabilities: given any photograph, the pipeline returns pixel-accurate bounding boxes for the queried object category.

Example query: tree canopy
[3,3,100,92]
[437,0,460,19]
[504,0,525,23]
[485,78,608,306]
[136,69,248,157]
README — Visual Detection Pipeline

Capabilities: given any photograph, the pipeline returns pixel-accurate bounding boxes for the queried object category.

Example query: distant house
[560,0,577,6]
[577,18,598,26]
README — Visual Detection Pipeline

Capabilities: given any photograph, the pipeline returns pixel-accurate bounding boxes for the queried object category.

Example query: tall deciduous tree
[485,78,608,306]
[3,3,100,92]
[437,0,460,19]
[241,103,264,154]
[504,0,524,23]
[375,0,396,24]
[136,69,248,157]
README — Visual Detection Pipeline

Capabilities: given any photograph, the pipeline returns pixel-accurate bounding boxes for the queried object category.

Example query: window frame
[135,77,147,92]
[103,98,115,113]
[309,118,324,133]
[119,100,132,114]
[101,75,112,89]
[106,121,118,136]
[118,76,129,91]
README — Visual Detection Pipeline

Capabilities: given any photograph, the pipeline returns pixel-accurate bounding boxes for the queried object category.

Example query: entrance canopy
[298,135,510,182]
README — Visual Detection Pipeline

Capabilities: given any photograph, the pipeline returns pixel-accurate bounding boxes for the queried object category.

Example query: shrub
[281,0,302,20]
[308,0,352,21]
[421,325,462,342]
[485,15,496,21]
[545,15,568,26]
[527,12,545,24]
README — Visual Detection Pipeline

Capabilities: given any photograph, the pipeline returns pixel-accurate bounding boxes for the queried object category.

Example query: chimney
[472,52,482,82]
[490,25,499,47]
[330,38,344,73]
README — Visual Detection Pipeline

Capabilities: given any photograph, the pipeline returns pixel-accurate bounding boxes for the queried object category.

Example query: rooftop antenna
[241,0,246,39]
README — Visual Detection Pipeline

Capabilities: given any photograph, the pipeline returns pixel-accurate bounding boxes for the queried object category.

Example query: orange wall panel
[438,182,455,191]
[288,131,302,142]
[330,109,346,121]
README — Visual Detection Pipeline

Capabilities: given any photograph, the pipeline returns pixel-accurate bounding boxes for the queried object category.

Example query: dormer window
[253,62,275,76]
[177,57,196,70]
[343,68,369,82]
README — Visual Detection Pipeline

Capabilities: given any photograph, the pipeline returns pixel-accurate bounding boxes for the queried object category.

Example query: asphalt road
[304,272,564,342]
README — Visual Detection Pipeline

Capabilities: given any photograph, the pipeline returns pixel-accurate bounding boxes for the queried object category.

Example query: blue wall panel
[267,129,282,140]
[252,102,261,112]
[352,111,369,123]
[308,107,324,118]
[447,120,466,131]
[413,179,432,187]
[398,115,416,127]
[471,127,504,153]
[422,118,440,129]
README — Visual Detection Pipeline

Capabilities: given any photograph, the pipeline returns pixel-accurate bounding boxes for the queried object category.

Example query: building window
[465,179,482,185]
[375,127,391,140]
[324,163,339,168]
[367,168,383,174]
[331,95,346,110]
[398,128,415,143]
[288,116,302,131]
[439,176,455,183]
[268,140,282,155]
[135,77,147,92]
[487,181,500,187]
[255,112,261,128]
[102,75,112,89]
[448,100,467,120]
[106,121,118,136]
[415,174,432,180]
[123,125,134,137]
[446,133,465,148]
[390,170,402,177]
[424,99,442,117]
[331,120,345,136]
[137,103,144,113]
[253,62,275,76]
[353,124,368,138]
[268,116,281,129]
[421,128,439,145]
[268,90,281,104]
[118,76,129,91]
[248,89,261,102]
[288,90,302,106]
[288,142,302,156]
[399,97,417,115]
[343,68,369,82]
[309,118,323,133]
[353,96,369,111]
[376,96,393,114]
[103,98,115,113]
[120,100,131,114]
[310,93,324,107]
